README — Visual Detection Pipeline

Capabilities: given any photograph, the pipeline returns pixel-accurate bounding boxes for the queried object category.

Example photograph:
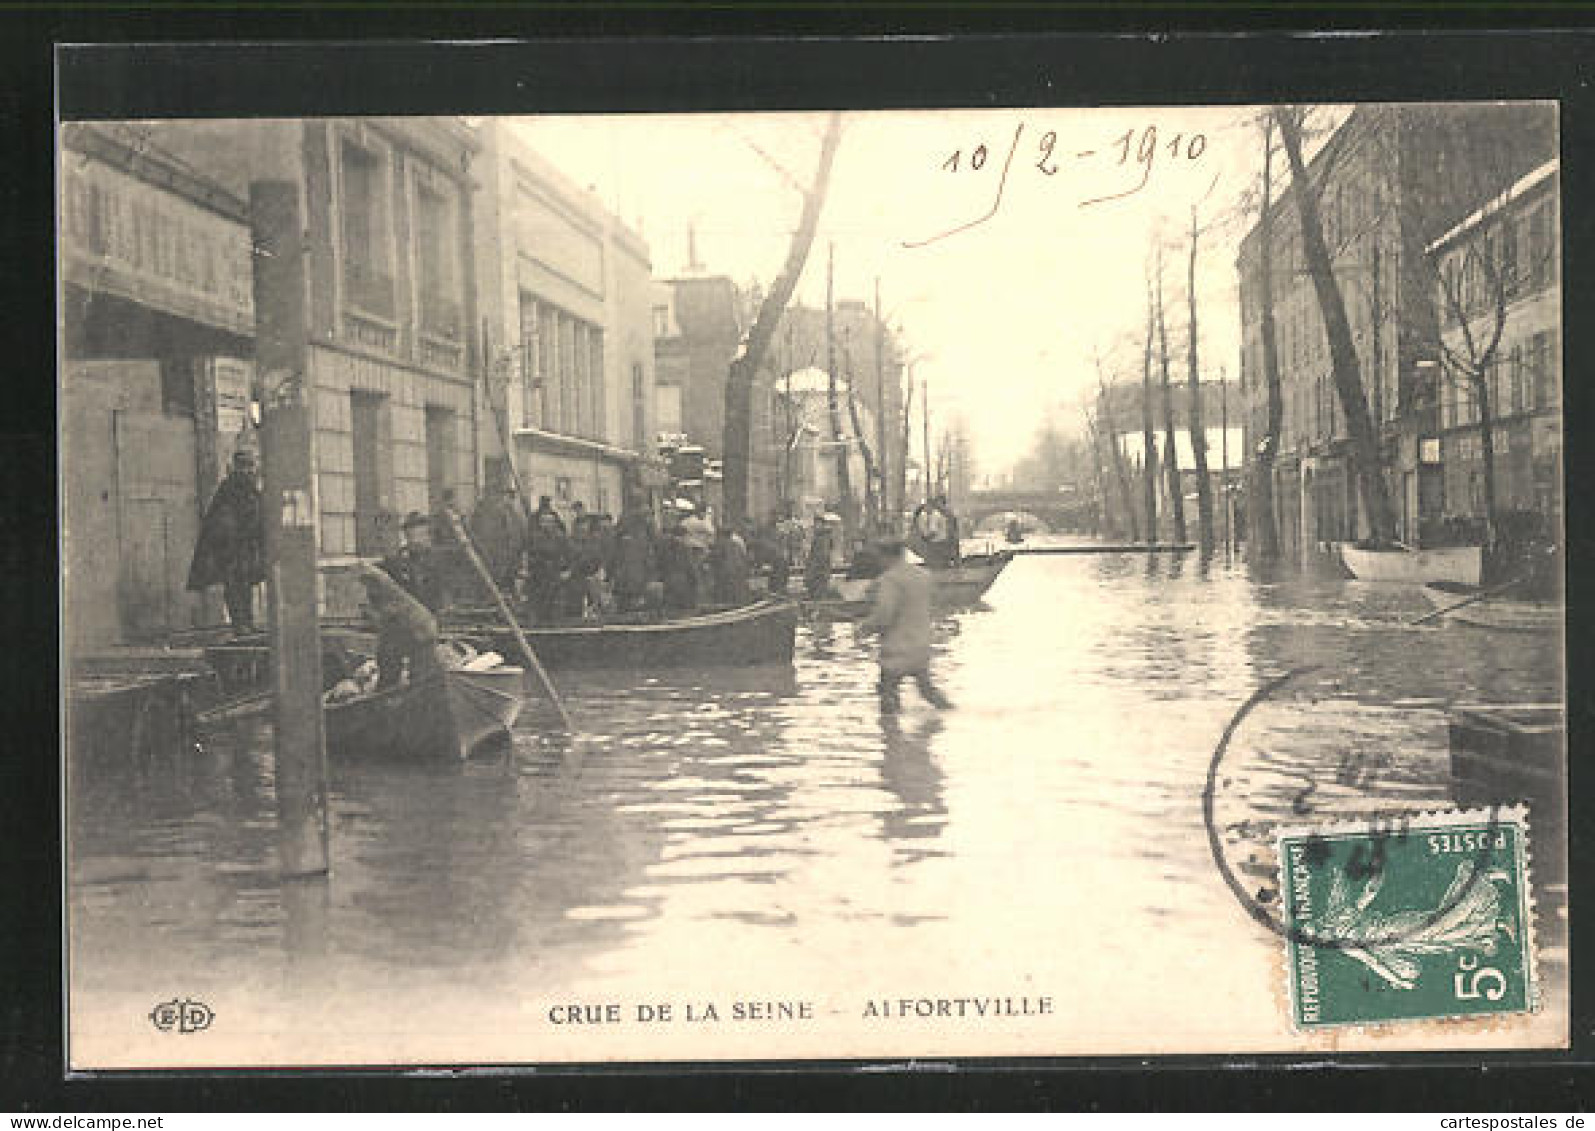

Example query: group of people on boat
[909,495,962,567]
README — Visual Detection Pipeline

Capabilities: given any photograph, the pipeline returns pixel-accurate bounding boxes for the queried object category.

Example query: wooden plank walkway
[1011,542,1198,556]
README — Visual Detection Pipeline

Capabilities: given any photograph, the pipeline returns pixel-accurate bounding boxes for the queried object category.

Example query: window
[653,304,672,337]
[631,362,647,448]
[339,140,394,318]
[589,332,606,441]
[537,303,558,426]
[415,180,462,340]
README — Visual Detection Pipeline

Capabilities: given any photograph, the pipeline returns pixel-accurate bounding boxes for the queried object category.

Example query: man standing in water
[859,538,952,714]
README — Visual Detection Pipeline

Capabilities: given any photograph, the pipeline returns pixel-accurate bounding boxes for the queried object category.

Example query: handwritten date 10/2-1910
[905,121,1210,249]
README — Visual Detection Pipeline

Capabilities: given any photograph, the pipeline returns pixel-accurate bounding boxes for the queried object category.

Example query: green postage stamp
[1278,807,1537,1029]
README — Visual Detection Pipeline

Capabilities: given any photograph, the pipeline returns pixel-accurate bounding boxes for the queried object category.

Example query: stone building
[63,116,487,639]
[1431,159,1561,529]
[1236,103,1555,560]
[469,119,663,527]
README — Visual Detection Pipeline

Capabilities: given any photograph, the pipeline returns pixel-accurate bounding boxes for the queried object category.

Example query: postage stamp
[1277,807,1537,1030]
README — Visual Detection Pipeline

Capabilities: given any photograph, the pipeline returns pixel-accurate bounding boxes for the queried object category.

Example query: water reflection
[68,542,1566,1055]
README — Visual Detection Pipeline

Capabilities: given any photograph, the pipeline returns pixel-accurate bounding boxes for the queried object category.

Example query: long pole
[447,512,573,731]
[923,376,932,503]
[248,140,328,878]
[874,276,888,534]
[1222,367,1232,556]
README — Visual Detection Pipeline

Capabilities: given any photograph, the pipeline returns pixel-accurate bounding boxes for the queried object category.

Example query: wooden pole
[874,276,888,534]
[1222,368,1232,556]
[446,512,573,731]
[248,164,329,878]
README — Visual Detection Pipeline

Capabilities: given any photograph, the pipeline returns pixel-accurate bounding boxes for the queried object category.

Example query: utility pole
[246,124,328,878]
[923,375,933,503]
[874,276,889,534]
[1221,367,1232,557]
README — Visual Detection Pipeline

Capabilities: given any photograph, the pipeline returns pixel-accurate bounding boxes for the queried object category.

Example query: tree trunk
[1273,107,1397,544]
[1140,291,1160,543]
[842,348,879,534]
[1096,361,1140,542]
[721,111,842,527]
[1156,254,1187,544]
[899,369,915,515]
[1186,208,1215,553]
[1083,413,1112,538]
[1252,118,1284,563]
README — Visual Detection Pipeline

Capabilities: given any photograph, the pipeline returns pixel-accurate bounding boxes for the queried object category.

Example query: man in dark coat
[526,507,572,624]
[381,512,447,613]
[188,448,266,635]
[469,485,527,595]
[658,518,699,613]
[710,523,752,606]
[612,509,656,611]
[804,514,836,600]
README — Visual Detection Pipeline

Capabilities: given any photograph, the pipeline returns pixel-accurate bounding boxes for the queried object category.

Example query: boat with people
[1337,541,1483,586]
[822,548,1013,609]
[1421,581,1562,635]
[445,596,800,669]
[323,662,526,762]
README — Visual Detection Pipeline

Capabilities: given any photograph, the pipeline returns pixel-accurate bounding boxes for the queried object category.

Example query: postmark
[1276,808,1537,1029]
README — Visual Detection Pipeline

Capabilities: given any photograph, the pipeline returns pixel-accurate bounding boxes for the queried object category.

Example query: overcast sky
[514,107,1268,480]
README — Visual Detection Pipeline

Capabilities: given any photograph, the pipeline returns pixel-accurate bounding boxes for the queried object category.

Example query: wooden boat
[449,597,799,669]
[1338,541,1483,586]
[324,665,525,762]
[828,550,1013,606]
[1421,581,1563,634]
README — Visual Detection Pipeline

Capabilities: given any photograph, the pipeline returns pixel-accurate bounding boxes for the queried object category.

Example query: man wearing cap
[381,511,447,614]
[187,448,266,636]
[859,538,952,714]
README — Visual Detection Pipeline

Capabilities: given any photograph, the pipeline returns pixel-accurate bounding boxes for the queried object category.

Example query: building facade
[471,119,663,529]
[1432,160,1562,531]
[1236,103,1555,561]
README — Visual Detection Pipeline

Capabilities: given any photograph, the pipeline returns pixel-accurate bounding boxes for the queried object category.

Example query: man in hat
[859,538,952,714]
[187,447,265,636]
[381,511,447,614]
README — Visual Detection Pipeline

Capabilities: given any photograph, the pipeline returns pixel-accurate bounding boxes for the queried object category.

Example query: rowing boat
[1338,542,1483,585]
[1421,582,1563,634]
[448,597,800,669]
[827,550,1013,606]
[324,665,525,762]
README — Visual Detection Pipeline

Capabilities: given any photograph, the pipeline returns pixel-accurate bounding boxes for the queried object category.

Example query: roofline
[1426,158,1559,254]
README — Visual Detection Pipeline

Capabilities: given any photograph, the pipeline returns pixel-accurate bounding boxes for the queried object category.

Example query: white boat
[827,551,1012,606]
[1338,542,1483,586]
[1422,582,1562,634]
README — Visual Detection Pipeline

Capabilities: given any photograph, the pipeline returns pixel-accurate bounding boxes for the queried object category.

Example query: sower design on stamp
[1277,808,1536,1029]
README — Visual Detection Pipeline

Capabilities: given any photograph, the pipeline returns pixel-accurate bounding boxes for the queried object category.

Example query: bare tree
[1096,355,1141,542]
[1155,247,1187,543]
[1186,206,1215,553]
[1273,105,1398,544]
[839,341,880,533]
[823,241,856,535]
[1248,113,1286,563]
[721,112,843,526]
[1139,281,1160,544]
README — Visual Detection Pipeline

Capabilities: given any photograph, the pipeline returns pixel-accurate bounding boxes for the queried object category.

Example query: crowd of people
[388,486,843,624]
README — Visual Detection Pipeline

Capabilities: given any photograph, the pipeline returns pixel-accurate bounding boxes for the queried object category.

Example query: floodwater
[68,540,1568,1065]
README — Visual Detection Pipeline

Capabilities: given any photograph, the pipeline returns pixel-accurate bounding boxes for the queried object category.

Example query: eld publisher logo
[149,998,214,1034]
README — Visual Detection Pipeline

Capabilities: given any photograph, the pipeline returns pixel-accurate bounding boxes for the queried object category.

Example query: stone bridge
[961,490,1098,533]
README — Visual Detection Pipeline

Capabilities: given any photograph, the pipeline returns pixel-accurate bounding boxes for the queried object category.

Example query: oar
[1408,574,1525,628]
[446,511,574,731]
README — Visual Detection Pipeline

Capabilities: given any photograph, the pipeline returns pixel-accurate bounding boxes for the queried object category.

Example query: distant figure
[381,511,447,613]
[804,513,836,599]
[859,539,952,714]
[613,509,657,611]
[531,495,568,536]
[710,524,751,606]
[911,498,950,566]
[188,448,265,636]
[658,519,699,612]
[565,515,608,618]
[469,484,526,595]
[357,563,442,691]
[526,506,571,624]
[754,513,791,595]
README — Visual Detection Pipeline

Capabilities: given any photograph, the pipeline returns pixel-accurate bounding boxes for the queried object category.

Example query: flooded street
[68,543,1567,1064]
